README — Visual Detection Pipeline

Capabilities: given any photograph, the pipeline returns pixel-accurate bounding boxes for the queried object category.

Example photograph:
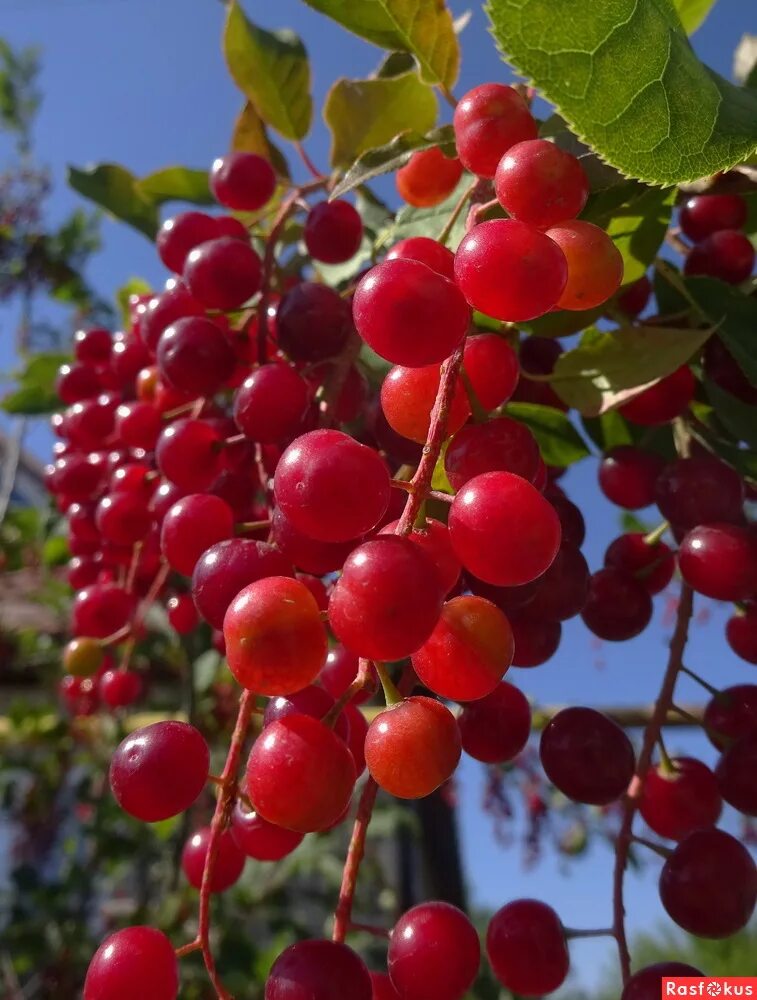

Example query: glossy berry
[685,229,754,284]
[56,363,101,404]
[379,518,461,595]
[495,139,589,229]
[181,826,245,892]
[209,152,276,211]
[679,193,747,241]
[192,538,293,629]
[678,523,757,601]
[396,148,463,207]
[72,583,135,639]
[74,326,112,366]
[109,720,209,822]
[353,258,470,367]
[304,200,363,263]
[157,316,235,396]
[139,279,204,351]
[726,608,757,663]
[581,567,653,641]
[99,669,143,709]
[274,429,391,542]
[276,282,351,362]
[156,418,224,492]
[319,645,371,704]
[540,706,635,804]
[715,733,757,815]
[616,274,652,317]
[224,576,327,695]
[526,544,590,621]
[328,536,444,661]
[370,973,401,1000]
[265,940,372,1000]
[655,456,744,531]
[486,899,569,997]
[95,491,151,546]
[365,696,461,799]
[271,506,355,575]
[160,493,234,576]
[619,365,696,426]
[412,595,514,701]
[184,236,262,310]
[448,471,561,586]
[264,685,350,744]
[620,962,704,1000]
[458,681,531,763]
[231,802,304,861]
[509,614,562,667]
[604,533,675,595]
[166,593,199,634]
[598,446,664,509]
[247,714,356,832]
[386,236,455,281]
[233,364,309,443]
[703,684,757,751]
[63,636,104,677]
[84,926,178,1000]
[548,492,586,547]
[463,334,519,410]
[455,220,567,322]
[547,220,624,310]
[381,364,470,444]
[388,901,480,1000]
[453,83,537,177]
[445,417,540,491]
[640,757,722,840]
[115,400,162,451]
[156,211,219,273]
[659,828,757,937]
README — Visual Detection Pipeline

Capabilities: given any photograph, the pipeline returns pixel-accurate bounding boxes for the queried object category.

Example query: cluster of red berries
[680,191,755,285]
[44,77,756,1000]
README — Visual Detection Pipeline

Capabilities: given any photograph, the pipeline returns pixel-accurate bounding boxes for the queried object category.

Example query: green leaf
[705,379,757,448]
[504,402,591,466]
[42,535,70,568]
[231,102,291,178]
[324,71,437,167]
[672,0,716,34]
[68,163,158,239]
[224,1,312,141]
[377,173,470,249]
[486,0,757,185]
[136,166,213,205]
[301,0,460,89]
[330,124,454,199]
[376,50,417,78]
[431,440,454,494]
[1,352,70,416]
[116,277,152,326]
[684,277,757,387]
[550,324,712,416]
[604,186,676,285]
[522,305,604,339]
[581,410,633,451]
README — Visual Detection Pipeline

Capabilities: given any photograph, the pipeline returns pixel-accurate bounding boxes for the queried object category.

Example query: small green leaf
[581,410,633,451]
[604,186,676,285]
[68,163,159,239]
[324,71,437,168]
[136,166,213,206]
[550,324,712,416]
[377,173,470,250]
[621,511,653,533]
[505,402,591,466]
[487,0,757,186]
[301,0,460,89]
[522,305,604,339]
[116,277,152,326]
[705,379,757,448]
[1,352,70,416]
[224,1,312,141]
[684,277,757,387]
[42,535,70,568]
[431,440,454,494]
[231,102,291,178]
[330,124,454,199]
[375,50,417,78]
[672,0,716,34]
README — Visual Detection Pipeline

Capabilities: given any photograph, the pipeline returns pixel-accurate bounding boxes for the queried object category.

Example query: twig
[437,181,478,247]
[332,779,379,943]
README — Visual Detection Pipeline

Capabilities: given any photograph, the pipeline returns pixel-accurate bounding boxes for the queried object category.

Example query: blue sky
[1,0,754,991]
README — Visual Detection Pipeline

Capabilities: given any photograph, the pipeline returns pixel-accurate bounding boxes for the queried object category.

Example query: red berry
[486,899,569,997]
[233,364,310,443]
[156,418,224,492]
[453,83,537,178]
[548,492,586,547]
[412,595,514,701]
[455,220,567,322]
[679,194,747,241]
[160,493,234,576]
[328,536,444,661]
[526,544,590,621]
[271,506,355,575]
[619,365,696,426]
[365,696,461,799]
[495,139,589,229]
[726,608,757,663]
[621,962,704,1000]
[509,613,562,667]
[210,152,276,211]
[703,684,757,750]
[72,583,135,639]
[95,491,151,546]
[181,826,245,892]
[604,533,675,595]
[371,972,401,1000]
[616,274,652,317]
[546,220,624,310]
[192,538,293,629]
[74,327,112,366]
[265,940,372,1000]
[640,757,722,840]
[386,236,455,281]
[320,644,375,706]
[540,706,635,804]
[56,363,101,404]
[387,901,480,1000]
[247,714,356,832]
[458,681,531,763]
[157,316,235,396]
[381,364,470,444]
[156,211,219,273]
[276,282,351,362]
[115,401,162,451]
[463,334,519,409]
[99,669,143,709]
[166,593,199,634]
[379,518,461,595]
[140,280,204,352]
[184,236,262,310]
[679,523,757,601]
[396,148,463,207]
[581,567,653,641]
[448,471,561,586]
[715,733,757,815]
[655,456,744,531]
[445,417,540,491]
[659,828,757,937]
[304,200,363,264]
[231,801,304,860]
[84,926,178,1000]
[353,258,470,367]
[598,446,664,509]
[264,685,350,744]
[685,229,754,284]
[109,720,209,822]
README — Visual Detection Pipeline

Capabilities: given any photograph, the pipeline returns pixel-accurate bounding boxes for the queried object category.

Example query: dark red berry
[640,757,722,840]
[486,899,569,997]
[265,940,372,1000]
[84,926,178,1000]
[181,826,245,892]
[210,152,276,211]
[304,200,363,264]
[598,446,664,509]
[458,681,531,763]
[581,567,653,641]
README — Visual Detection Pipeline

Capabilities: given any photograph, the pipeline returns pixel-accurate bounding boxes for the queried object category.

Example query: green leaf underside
[300,0,460,89]
[550,323,713,415]
[505,402,591,465]
[136,167,213,205]
[486,0,757,185]
[224,1,312,141]
[231,102,291,179]
[672,0,716,34]
[330,124,455,198]
[604,186,676,284]
[705,379,757,449]
[324,71,437,167]
[2,353,71,415]
[68,163,158,239]
[684,277,757,388]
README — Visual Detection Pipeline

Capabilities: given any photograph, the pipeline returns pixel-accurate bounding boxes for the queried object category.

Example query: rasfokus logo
[663,979,757,997]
